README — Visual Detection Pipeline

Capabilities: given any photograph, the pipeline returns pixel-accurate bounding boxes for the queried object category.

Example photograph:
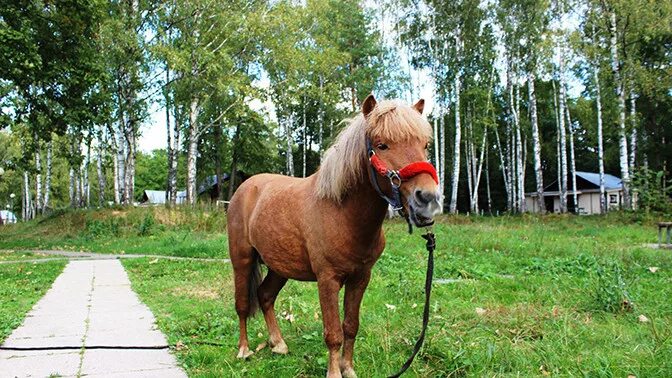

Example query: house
[0,210,18,224]
[525,171,623,214]
[141,190,187,205]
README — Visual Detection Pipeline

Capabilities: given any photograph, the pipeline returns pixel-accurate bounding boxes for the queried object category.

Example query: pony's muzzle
[409,189,442,226]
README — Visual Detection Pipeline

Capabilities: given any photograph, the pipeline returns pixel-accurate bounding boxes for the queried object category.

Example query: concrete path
[0,260,187,377]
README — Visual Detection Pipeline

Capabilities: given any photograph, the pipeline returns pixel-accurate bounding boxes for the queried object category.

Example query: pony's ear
[362,94,377,117]
[413,99,425,114]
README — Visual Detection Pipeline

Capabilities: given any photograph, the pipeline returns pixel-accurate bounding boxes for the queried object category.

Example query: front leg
[340,271,371,378]
[317,275,344,378]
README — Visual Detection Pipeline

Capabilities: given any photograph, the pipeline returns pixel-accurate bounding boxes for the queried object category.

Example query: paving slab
[0,259,187,378]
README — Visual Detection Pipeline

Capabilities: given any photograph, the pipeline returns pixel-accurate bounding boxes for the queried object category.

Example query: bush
[632,168,672,214]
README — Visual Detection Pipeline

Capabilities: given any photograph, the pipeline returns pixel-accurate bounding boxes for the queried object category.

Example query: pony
[227,95,442,378]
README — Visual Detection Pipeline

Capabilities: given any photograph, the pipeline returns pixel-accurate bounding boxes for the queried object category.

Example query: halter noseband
[366,138,439,214]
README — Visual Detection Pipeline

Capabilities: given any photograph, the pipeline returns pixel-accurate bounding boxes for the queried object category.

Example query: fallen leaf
[285,313,295,323]
[648,267,659,273]
[255,342,267,352]
[552,306,560,317]
[385,304,397,310]
[148,258,159,264]
[411,303,418,309]
[175,341,186,351]
[638,315,650,323]
[628,375,637,378]
[26,271,32,275]
[539,365,550,376]
[475,307,487,316]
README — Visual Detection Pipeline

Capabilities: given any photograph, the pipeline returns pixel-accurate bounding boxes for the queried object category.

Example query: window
[609,194,617,204]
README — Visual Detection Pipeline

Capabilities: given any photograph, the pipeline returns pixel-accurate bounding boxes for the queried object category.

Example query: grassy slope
[0,261,66,342]
[122,215,672,377]
[0,207,228,258]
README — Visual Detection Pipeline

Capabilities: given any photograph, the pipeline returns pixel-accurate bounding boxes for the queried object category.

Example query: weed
[137,213,155,236]
[593,261,634,313]
[84,218,121,238]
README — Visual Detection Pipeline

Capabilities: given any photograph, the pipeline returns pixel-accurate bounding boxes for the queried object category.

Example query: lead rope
[388,228,435,378]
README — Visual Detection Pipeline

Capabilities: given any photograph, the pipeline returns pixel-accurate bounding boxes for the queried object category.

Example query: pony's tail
[247,254,262,318]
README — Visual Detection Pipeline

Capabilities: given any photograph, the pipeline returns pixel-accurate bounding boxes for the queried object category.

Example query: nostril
[414,189,431,205]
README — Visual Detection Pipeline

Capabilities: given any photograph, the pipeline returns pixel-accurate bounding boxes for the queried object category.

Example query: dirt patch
[171,285,221,300]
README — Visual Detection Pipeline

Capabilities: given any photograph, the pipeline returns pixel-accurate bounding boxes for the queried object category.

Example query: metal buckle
[388,171,401,188]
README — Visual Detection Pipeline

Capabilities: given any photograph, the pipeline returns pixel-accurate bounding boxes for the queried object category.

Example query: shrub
[632,168,672,214]
[137,213,155,236]
[85,218,121,238]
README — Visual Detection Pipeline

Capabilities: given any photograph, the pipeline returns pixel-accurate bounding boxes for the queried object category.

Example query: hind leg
[232,249,256,359]
[258,270,289,354]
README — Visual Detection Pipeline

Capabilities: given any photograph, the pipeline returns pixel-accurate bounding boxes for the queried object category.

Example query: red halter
[369,154,439,184]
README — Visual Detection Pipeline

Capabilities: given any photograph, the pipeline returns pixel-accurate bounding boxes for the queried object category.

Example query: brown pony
[227,95,441,378]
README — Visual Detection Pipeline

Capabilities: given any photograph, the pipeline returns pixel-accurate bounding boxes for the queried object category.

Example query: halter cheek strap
[366,139,439,214]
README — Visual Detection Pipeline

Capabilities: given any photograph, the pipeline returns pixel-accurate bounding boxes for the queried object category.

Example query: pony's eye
[425,143,430,150]
[377,143,389,150]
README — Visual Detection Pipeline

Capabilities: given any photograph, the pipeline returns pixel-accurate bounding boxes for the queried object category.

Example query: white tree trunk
[122,124,136,205]
[629,90,637,172]
[34,137,42,214]
[608,10,631,209]
[594,67,607,213]
[465,121,473,212]
[286,113,294,176]
[527,72,545,212]
[169,108,179,205]
[23,171,32,221]
[115,121,125,205]
[186,97,200,205]
[97,138,105,207]
[494,125,510,209]
[302,102,307,178]
[433,117,439,175]
[564,92,578,213]
[556,76,568,213]
[485,136,492,214]
[84,142,91,208]
[439,109,447,208]
[449,80,461,214]
[165,62,174,204]
[69,167,75,208]
[44,139,52,211]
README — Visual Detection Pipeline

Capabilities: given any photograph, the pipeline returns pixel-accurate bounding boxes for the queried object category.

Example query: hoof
[326,371,342,378]
[270,340,289,354]
[236,346,254,359]
[342,368,357,378]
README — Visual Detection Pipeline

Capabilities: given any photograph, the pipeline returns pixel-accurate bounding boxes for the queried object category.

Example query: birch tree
[605,4,631,209]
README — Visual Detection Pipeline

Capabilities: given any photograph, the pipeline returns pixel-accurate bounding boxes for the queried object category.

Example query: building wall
[524,190,623,214]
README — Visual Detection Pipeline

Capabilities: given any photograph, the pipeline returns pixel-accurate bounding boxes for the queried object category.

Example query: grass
[0,251,67,262]
[119,213,672,377]
[0,261,66,342]
[0,206,228,258]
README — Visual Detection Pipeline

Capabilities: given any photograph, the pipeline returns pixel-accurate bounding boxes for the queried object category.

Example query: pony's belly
[257,246,316,281]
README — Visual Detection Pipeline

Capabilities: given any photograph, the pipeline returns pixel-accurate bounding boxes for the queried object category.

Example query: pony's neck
[340,171,389,237]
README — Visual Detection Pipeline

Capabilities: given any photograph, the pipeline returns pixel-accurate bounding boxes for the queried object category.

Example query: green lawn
[122,215,672,377]
[0,261,66,342]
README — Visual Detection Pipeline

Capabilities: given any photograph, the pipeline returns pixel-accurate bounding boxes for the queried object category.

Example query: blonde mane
[315,100,433,202]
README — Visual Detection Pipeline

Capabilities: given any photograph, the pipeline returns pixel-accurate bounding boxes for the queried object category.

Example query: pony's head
[362,95,442,226]
[316,95,442,226]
